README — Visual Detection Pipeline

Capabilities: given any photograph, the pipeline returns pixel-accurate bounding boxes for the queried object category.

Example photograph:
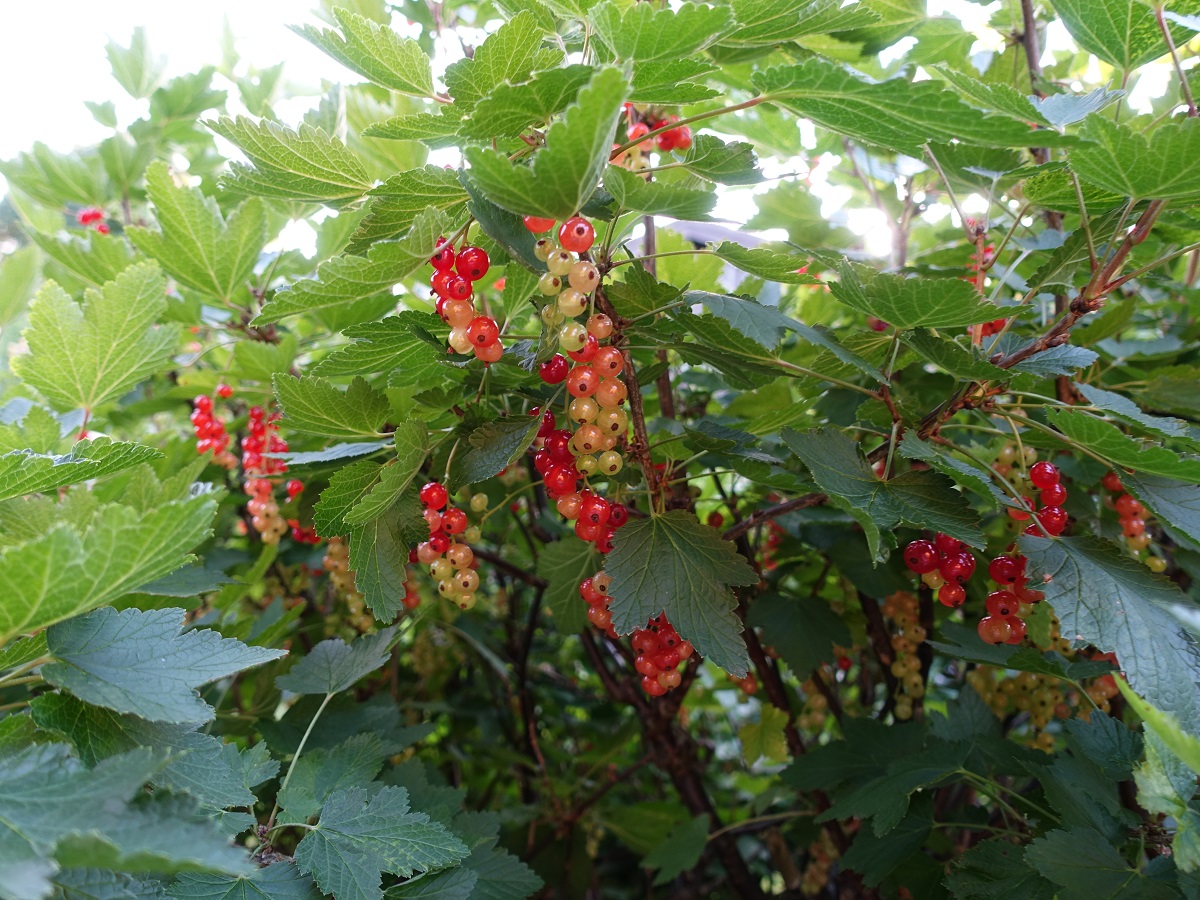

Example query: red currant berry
[524,215,556,233]
[1040,482,1068,506]
[642,675,668,697]
[938,583,966,608]
[431,269,455,298]
[985,590,1017,618]
[545,430,574,464]
[977,615,1012,645]
[903,539,938,574]
[286,479,304,498]
[544,466,578,496]
[1122,517,1146,537]
[1102,472,1124,492]
[1029,461,1060,489]
[939,552,976,584]
[1115,494,1143,518]
[194,395,213,413]
[446,276,472,301]
[575,518,601,542]
[1036,506,1068,536]
[934,533,966,555]
[1007,498,1034,522]
[672,126,692,151]
[626,122,651,147]
[538,408,557,438]
[1004,615,1027,644]
[566,366,596,398]
[707,511,724,529]
[567,334,599,363]
[608,503,629,528]
[215,383,233,399]
[539,354,569,384]
[429,533,451,554]
[420,482,449,510]
[533,449,553,475]
[466,316,500,347]
[987,556,1021,585]
[455,246,490,281]
[430,240,455,271]
[558,216,595,253]
[596,528,616,554]
[442,508,468,534]
[580,495,611,526]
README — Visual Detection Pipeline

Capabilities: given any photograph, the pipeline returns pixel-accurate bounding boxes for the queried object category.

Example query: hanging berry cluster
[902,532,976,609]
[283,479,320,545]
[632,614,694,697]
[243,406,289,544]
[623,113,693,167]
[189,388,237,469]
[1010,460,1070,538]
[429,242,503,364]
[969,668,1070,752]
[580,570,617,638]
[1102,472,1164,569]
[883,591,926,721]
[977,553,1045,644]
[414,481,481,610]
[75,206,110,235]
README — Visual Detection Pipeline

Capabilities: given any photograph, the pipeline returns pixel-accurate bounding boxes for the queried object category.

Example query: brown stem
[721,493,827,542]
[859,591,899,713]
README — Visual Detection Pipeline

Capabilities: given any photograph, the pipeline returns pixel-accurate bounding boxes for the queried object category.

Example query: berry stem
[265,690,334,831]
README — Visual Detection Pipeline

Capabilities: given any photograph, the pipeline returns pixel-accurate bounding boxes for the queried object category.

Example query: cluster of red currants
[632,614,694,696]
[413,481,481,609]
[429,242,503,364]
[903,532,977,608]
[1009,461,1069,537]
[539,337,629,476]
[243,406,290,544]
[978,553,1045,644]
[283,479,321,545]
[624,114,693,154]
[1102,472,1160,566]
[580,570,618,638]
[75,206,110,235]
[525,216,602,353]
[190,387,237,468]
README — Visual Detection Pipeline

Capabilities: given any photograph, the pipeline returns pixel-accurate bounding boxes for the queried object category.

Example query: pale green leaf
[1034,87,1125,128]
[726,0,880,47]
[361,113,463,145]
[739,706,791,766]
[605,511,757,676]
[28,229,136,293]
[314,461,384,536]
[294,787,469,900]
[603,165,715,220]
[931,65,1049,125]
[105,28,165,99]
[279,733,386,822]
[13,263,179,413]
[629,59,720,105]
[464,67,629,220]
[1116,679,1200,777]
[43,607,284,724]
[256,208,450,323]
[0,245,40,328]
[291,9,435,98]
[589,2,732,60]
[712,243,822,285]
[678,135,762,185]
[0,494,218,645]
[274,375,390,440]
[351,167,469,249]
[0,439,162,504]
[444,12,562,110]
[1076,383,1193,443]
[1071,116,1200,202]
[829,261,1007,329]
[276,628,398,695]
[1045,408,1200,482]
[127,162,267,304]
[462,66,593,141]
[1021,534,1200,737]
[209,116,374,205]
[1049,0,1197,70]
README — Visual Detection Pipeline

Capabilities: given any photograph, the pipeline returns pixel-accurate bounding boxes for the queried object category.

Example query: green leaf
[931,65,1049,126]
[127,162,266,305]
[276,627,398,695]
[28,229,137,293]
[602,165,715,220]
[1024,827,1177,899]
[782,428,984,559]
[294,787,469,900]
[0,494,218,646]
[828,263,1006,330]
[738,706,791,766]
[1123,473,1200,547]
[752,59,1072,157]
[1075,384,1193,443]
[641,815,708,886]
[0,439,161,503]
[0,244,40,329]
[1034,87,1125,128]
[1117,678,1200,777]
[387,867,478,898]
[689,291,795,349]
[42,607,284,723]
[30,693,274,810]
[463,67,630,220]
[1134,730,1200,873]
[450,416,543,493]
[712,242,822,285]
[361,113,463,145]
[629,59,720,105]
[106,28,165,98]
[458,175,545,273]
[172,863,322,900]
[346,422,429,525]
[745,593,851,681]
[352,167,469,250]
[838,796,932,887]
[1049,0,1193,70]
[1045,408,1200,482]
[724,0,880,47]
[589,2,732,60]
[256,208,450,323]
[902,330,1005,381]
[1021,534,1200,736]
[274,376,390,440]
[1071,116,1200,202]
[315,461,385,536]
[535,537,599,634]
[349,494,425,619]
[444,11,562,108]
[279,733,387,822]
[605,511,758,676]
[291,9,435,99]
[314,312,447,384]
[208,117,374,206]
[1003,343,1099,377]
[52,867,169,900]
[13,263,179,413]
[946,838,1056,900]
[899,433,1009,505]
[678,136,762,186]
[462,65,593,142]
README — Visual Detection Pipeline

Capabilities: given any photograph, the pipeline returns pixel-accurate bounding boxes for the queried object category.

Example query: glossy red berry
[286,479,304,498]
[430,241,455,270]
[76,206,104,226]
[986,590,1017,618]
[533,449,553,474]
[1004,615,1027,644]
[194,395,213,413]
[580,495,611,526]
[1115,494,1143,517]
[466,316,500,347]
[1040,482,1068,506]
[1036,506,1068,536]
[558,216,595,253]
[934,533,965,555]
[987,556,1021,585]
[446,276,472,301]
[978,615,1012,645]
[455,246,490,281]
[1122,517,1146,537]
[1029,461,1060,489]
[903,539,938,574]
[566,366,597,398]
[431,269,455,298]
[1102,472,1124,492]
[215,383,233,399]
[938,583,966,608]
[538,408,557,438]
[939,552,976,584]
[524,216,556,233]
[420,482,449,510]
[539,354,569,384]
[567,334,599,363]
[544,466,578,496]
[429,533,451,554]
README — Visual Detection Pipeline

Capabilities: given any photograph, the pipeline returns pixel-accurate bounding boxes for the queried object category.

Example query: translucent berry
[216,383,233,399]
[938,582,966,608]
[903,540,938,574]
[466,316,500,347]
[558,216,595,253]
[455,246,490,281]
[524,216,556,233]
[430,241,455,271]
[540,354,569,384]
[978,615,1012,644]
[1029,461,1060,489]
[586,314,614,339]
[420,482,449,510]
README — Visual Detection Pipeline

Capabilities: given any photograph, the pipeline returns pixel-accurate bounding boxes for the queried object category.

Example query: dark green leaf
[172,863,322,900]
[275,628,398,695]
[1024,827,1177,899]
[745,594,851,681]
[1046,408,1200,482]
[462,66,593,141]
[444,12,561,109]
[450,416,543,493]
[351,167,469,250]
[535,537,599,634]
[349,494,425,619]
[642,815,708,886]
